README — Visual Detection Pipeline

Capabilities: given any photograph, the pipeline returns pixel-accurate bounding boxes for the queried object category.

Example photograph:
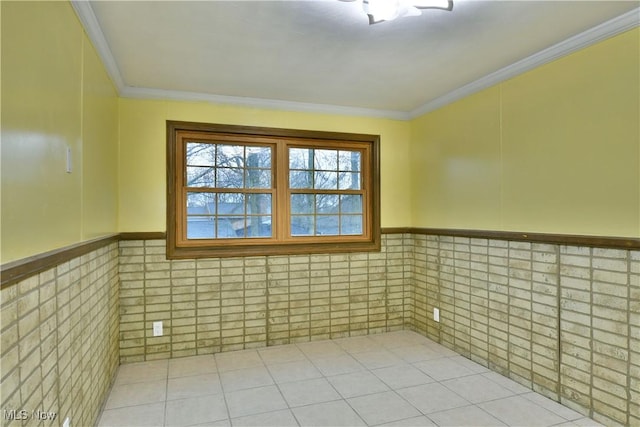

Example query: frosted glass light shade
[362,0,453,24]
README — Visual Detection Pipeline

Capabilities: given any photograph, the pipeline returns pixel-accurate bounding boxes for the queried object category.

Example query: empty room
[1,1,639,426]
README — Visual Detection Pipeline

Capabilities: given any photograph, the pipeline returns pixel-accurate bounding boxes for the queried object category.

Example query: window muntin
[167,121,380,258]
[288,147,364,237]
[184,141,275,241]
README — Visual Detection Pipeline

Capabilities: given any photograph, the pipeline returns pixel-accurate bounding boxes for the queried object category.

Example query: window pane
[291,194,314,214]
[187,192,215,214]
[291,215,314,236]
[314,149,337,171]
[246,146,271,168]
[216,168,244,188]
[245,169,271,188]
[187,216,216,239]
[217,193,245,237]
[187,192,216,239]
[247,216,271,237]
[338,171,360,190]
[289,148,313,170]
[314,171,338,189]
[316,215,339,235]
[290,170,313,189]
[217,193,244,212]
[338,151,361,172]
[247,194,271,215]
[316,194,338,214]
[216,145,244,168]
[340,195,362,214]
[341,215,363,235]
[186,143,215,166]
[217,218,240,238]
[186,166,215,187]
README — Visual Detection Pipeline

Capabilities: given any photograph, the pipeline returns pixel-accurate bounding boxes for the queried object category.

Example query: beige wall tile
[1,243,119,427]
[4,234,637,426]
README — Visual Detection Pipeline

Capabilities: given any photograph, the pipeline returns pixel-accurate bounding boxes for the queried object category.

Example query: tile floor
[98,331,603,427]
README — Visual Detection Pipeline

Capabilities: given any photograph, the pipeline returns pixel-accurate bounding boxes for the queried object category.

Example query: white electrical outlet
[153,321,163,337]
[433,308,440,322]
[63,417,70,427]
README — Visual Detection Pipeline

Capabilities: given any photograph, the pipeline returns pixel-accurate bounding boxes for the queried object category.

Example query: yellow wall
[118,99,412,231]
[2,0,638,264]
[410,28,640,238]
[82,39,119,240]
[1,1,119,263]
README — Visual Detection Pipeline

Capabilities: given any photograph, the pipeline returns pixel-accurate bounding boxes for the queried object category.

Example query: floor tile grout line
[215,351,236,427]
[254,346,301,425]
[347,341,433,425]
[100,331,603,427]
[100,397,168,413]
[156,361,167,427]
[162,371,168,427]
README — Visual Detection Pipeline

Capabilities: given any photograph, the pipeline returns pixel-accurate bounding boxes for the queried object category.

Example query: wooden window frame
[167,121,380,258]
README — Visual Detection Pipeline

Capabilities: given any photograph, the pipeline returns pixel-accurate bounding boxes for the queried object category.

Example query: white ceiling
[75,0,639,119]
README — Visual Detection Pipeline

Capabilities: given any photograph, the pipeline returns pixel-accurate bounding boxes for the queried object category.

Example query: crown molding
[121,86,411,121]
[409,7,640,119]
[70,0,409,120]
[70,1,125,92]
[71,1,638,122]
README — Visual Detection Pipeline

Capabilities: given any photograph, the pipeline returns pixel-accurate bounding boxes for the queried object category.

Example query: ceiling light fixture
[362,0,453,24]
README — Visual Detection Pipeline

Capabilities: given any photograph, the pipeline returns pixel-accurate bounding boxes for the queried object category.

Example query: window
[167,121,380,258]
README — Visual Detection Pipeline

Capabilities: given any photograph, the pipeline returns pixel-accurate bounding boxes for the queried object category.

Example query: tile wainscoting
[118,234,412,362]
[0,232,637,426]
[409,235,639,427]
[0,243,119,427]
[119,233,638,426]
